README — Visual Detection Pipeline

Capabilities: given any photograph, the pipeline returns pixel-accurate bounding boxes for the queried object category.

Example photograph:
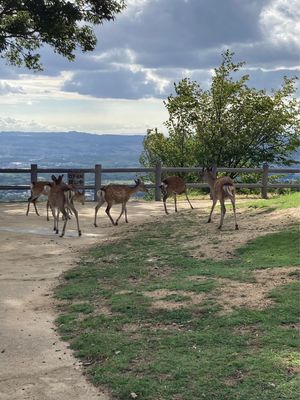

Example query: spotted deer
[94,178,148,227]
[203,167,238,230]
[47,175,82,237]
[160,176,194,214]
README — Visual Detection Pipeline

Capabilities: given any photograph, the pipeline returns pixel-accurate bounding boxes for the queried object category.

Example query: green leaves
[0,0,126,70]
[141,51,300,171]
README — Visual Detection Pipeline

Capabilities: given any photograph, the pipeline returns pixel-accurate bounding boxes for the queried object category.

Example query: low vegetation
[55,196,299,400]
[243,192,300,210]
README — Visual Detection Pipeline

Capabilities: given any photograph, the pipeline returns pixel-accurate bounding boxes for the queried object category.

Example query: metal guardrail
[0,163,299,200]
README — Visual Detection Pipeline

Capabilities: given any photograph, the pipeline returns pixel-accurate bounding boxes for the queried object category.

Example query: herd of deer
[26,169,238,237]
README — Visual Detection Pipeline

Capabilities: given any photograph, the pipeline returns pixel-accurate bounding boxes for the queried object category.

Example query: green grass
[241,192,300,210]
[55,206,300,400]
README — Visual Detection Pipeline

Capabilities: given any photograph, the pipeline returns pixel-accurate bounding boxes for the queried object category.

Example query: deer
[26,181,51,217]
[94,178,148,227]
[26,177,85,220]
[160,176,194,215]
[202,167,238,230]
[47,175,82,237]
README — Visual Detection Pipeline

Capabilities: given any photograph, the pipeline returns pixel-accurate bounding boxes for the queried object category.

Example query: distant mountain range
[0,131,145,169]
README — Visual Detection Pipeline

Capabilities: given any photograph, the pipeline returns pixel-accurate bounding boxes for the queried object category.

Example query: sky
[0,0,299,135]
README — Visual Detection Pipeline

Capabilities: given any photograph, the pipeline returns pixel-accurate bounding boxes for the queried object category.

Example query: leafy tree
[140,51,300,173]
[0,0,126,70]
[140,80,199,173]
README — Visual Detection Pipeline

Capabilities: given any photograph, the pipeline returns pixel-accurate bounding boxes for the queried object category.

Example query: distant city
[0,131,145,201]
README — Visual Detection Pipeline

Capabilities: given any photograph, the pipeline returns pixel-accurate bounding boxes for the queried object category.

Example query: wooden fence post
[155,162,162,201]
[94,164,102,201]
[30,163,38,183]
[261,163,269,199]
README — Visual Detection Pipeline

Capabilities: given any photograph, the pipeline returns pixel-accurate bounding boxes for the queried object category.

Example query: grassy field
[55,196,299,400]
[242,192,300,210]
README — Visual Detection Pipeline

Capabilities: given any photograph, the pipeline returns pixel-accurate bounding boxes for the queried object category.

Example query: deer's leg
[105,205,115,226]
[46,200,50,221]
[68,206,73,216]
[230,197,239,230]
[124,204,128,223]
[33,199,40,216]
[59,208,69,238]
[218,202,226,230]
[185,191,194,210]
[174,193,178,212]
[51,207,58,234]
[26,200,31,216]
[207,198,217,223]
[63,208,71,220]
[66,203,81,237]
[115,203,126,226]
[163,193,169,215]
[94,197,105,227]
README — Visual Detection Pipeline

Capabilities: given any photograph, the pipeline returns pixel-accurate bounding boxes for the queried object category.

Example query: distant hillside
[0,131,146,200]
[0,131,145,169]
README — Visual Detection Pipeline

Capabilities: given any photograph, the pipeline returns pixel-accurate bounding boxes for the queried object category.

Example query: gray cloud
[0,0,299,101]
[63,68,168,99]
[97,0,267,66]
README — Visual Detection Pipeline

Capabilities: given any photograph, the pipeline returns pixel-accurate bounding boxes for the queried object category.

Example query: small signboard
[68,171,84,191]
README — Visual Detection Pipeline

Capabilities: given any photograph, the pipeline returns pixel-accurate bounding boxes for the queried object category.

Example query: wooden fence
[0,163,299,201]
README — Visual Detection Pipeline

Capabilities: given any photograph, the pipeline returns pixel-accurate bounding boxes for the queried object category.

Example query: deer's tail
[160,182,167,196]
[223,184,235,197]
[96,188,106,201]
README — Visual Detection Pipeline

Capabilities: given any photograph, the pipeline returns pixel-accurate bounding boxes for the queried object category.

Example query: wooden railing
[0,163,299,201]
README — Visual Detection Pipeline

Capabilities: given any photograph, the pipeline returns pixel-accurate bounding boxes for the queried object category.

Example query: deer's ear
[134,178,140,184]
[51,175,57,183]
[57,175,63,184]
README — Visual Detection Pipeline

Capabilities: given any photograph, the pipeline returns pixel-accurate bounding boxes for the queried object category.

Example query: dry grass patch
[186,207,299,260]
[143,289,206,310]
[215,267,299,314]
[233,324,262,336]
[223,369,250,387]
[140,266,299,314]
[122,322,185,333]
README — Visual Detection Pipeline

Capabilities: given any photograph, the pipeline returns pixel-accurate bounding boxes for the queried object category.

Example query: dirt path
[0,200,209,400]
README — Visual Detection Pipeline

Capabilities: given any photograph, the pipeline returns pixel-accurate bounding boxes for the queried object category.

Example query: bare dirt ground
[0,199,210,400]
[0,199,298,399]
[185,207,299,260]
[142,206,299,313]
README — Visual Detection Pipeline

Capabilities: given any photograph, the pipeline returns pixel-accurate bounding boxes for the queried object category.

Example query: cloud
[98,0,266,67]
[63,61,172,99]
[56,0,300,99]
[0,0,299,134]
[260,0,300,49]
[0,117,64,132]
[0,82,24,95]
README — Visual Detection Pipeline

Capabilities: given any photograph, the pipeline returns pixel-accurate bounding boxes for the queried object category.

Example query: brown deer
[26,181,51,217]
[94,178,148,227]
[203,167,238,230]
[160,176,194,215]
[26,178,84,220]
[47,175,82,237]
